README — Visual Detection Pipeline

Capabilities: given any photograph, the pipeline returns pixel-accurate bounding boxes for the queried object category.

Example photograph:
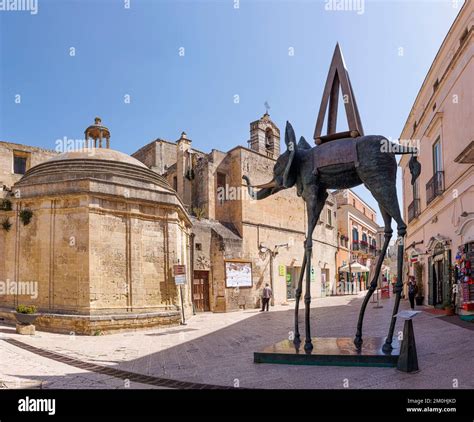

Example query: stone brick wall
[0,196,90,313]
[0,141,57,191]
[132,140,178,174]
[0,156,194,333]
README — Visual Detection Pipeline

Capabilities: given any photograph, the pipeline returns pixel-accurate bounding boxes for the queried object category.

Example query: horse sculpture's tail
[393,145,421,186]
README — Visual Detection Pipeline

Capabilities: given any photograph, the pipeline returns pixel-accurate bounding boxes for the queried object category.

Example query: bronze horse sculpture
[243,122,420,353]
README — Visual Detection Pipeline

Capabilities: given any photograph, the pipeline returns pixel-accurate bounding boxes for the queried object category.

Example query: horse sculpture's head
[243,121,310,200]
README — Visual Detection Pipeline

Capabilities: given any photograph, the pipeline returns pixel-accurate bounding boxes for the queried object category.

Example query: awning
[339,262,370,273]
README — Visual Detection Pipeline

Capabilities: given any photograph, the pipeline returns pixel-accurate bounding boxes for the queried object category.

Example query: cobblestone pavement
[1,293,473,389]
[0,334,161,389]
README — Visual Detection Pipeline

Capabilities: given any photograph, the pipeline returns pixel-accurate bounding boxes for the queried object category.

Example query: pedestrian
[260,283,272,312]
[408,276,418,310]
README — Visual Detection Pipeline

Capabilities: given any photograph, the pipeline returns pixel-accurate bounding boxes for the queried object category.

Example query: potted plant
[414,264,424,306]
[14,304,39,325]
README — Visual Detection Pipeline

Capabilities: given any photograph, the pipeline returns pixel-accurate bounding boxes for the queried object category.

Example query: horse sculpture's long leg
[382,237,405,353]
[354,231,391,349]
[293,251,307,345]
[302,188,328,353]
[304,244,313,353]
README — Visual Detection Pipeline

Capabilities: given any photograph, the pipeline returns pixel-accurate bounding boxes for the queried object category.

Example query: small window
[433,137,442,173]
[13,151,29,175]
[327,209,332,226]
[195,243,202,251]
[173,176,178,191]
[216,172,226,204]
[433,78,439,92]
[352,199,356,207]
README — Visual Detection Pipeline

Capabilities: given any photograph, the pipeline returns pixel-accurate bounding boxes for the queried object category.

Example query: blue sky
[0,0,462,226]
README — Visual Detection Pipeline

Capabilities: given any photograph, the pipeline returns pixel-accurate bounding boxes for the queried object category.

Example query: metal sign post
[174,264,187,325]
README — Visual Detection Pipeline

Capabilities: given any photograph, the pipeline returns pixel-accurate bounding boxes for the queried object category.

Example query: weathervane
[264,101,271,115]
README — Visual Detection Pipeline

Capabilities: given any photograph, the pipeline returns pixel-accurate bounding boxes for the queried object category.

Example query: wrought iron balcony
[352,242,359,251]
[408,198,421,223]
[426,171,444,205]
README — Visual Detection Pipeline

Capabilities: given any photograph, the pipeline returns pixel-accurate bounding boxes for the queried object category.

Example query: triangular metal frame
[313,43,364,145]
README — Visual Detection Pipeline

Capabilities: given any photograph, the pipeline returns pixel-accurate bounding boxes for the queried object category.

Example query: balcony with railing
[408,198,421,223]
[426,171,444,205]
[352,241,359,251]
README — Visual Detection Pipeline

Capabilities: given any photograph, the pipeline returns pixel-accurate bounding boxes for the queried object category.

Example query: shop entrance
[433,257,444,306]
[286,266,301,300]
[429,244,451,307]
[321,269,329,297]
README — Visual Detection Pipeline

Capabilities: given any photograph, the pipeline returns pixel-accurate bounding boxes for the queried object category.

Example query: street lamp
[258,243,289,306]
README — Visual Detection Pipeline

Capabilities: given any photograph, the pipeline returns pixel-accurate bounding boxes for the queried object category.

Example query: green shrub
[1,217,12,232]
[19,208,33,226]
[16,305,37,314]
[0,199,12,211]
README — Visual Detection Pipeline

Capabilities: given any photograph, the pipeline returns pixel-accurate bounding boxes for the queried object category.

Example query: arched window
[372,238,377,249]
[265,128,274,155]
[352,228,359,242]
[362,233,367,243]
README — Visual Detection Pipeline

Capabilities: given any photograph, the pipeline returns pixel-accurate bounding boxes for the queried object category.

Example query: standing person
[408,276,418,310]
[260,283,272,312]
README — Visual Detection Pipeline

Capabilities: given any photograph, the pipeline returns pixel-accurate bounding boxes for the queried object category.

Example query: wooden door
[193,271,210,312]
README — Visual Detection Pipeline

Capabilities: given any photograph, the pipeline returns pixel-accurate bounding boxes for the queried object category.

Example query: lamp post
[259,243,289,306]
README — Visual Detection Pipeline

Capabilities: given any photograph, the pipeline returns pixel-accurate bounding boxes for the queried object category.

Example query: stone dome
[14,148,190,225]
[46,148,148,168]
[16,148,172,193]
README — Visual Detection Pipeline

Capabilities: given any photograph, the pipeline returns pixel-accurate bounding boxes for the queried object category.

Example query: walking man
[260,283,272,312]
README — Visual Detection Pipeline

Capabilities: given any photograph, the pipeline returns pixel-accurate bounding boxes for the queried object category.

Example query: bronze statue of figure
[243,122,420,353]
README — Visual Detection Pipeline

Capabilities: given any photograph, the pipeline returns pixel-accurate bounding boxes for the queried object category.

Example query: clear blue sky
[0,0,462,226]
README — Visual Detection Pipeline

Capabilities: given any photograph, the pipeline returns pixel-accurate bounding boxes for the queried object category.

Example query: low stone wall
[0,308,181,335]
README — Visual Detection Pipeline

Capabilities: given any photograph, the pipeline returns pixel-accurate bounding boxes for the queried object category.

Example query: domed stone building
[0,120,192,334]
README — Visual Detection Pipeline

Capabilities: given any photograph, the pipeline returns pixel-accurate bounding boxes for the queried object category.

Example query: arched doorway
[427,237,452,307]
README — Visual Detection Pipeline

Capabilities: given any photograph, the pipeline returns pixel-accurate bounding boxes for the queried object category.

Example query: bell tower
[249,113,280,159]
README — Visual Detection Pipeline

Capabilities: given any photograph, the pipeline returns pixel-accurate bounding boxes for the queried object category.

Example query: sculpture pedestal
[254,337,400,367]
[396,319,419,373]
